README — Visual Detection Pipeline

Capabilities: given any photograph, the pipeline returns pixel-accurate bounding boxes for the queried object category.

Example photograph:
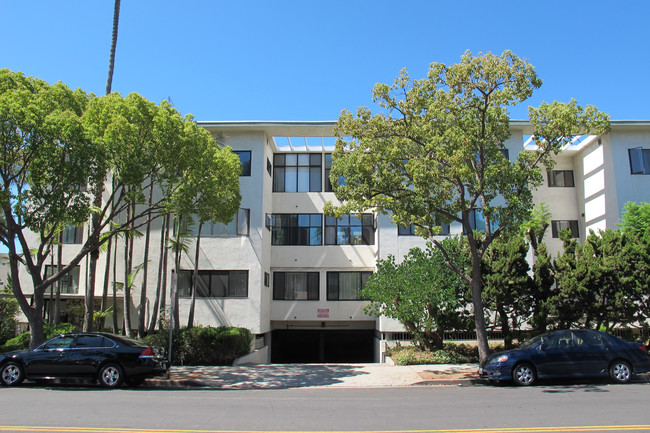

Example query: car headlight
[489,354,509,364]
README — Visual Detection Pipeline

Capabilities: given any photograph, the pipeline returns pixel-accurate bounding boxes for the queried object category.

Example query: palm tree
[106,0,121,95]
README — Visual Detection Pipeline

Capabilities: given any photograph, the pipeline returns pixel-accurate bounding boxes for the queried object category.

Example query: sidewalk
[147,363,482,389]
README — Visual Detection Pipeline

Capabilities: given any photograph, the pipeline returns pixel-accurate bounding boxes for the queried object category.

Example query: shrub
[143,325,252,366]
[387,342,483,365]
[0,322,77,352]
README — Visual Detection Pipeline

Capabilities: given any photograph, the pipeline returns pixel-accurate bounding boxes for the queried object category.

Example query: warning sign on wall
[317,308,329,318]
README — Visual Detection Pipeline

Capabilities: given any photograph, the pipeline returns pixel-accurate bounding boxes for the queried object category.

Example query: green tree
[362,238,471,351]
[620,201,650,238]
[482,235,531,349]
[326,51,609,361]
[0,70,241,347]
[0,287,19,345]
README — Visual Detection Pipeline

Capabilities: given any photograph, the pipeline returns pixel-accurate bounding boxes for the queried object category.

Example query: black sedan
[0,332,168,388]
[479,329,650,386]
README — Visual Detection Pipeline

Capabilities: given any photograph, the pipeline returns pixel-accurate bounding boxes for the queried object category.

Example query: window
[270,214,322,246]
[273,272,319,300]
[44,265,80,294]
[325,153,333,192]
[551,220,579,238]
[327,272,371,300]
[629,148,650,174]
[190,209,250,237]
[325,214,375,245]
[61,225,83,244]
[548,170,575,187]
[398,220,449,236]
[75,335,112,348]
[273,153,322,192]
[39,336,74,350]
[466,209,486,233]
[177,270,248,298]
[234,151,251,176]
[267,157,272,176]
[499,148,509,160]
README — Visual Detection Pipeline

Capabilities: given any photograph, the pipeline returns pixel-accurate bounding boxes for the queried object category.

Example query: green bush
[143,325,252,366]
[387,342,484,365]
[0,322,77,352]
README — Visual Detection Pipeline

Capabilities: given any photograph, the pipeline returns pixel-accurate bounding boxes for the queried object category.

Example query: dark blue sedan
[479,329,650,385]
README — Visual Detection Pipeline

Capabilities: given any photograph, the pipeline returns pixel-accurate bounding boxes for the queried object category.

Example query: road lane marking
[1,426,650,433]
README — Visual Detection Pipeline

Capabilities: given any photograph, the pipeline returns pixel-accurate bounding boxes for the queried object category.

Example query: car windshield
[518,334,545,350]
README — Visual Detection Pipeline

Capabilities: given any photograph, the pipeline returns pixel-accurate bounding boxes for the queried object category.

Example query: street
[0,381,649,432]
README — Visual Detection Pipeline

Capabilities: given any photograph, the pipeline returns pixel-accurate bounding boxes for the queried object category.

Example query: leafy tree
[326,51,609,361]
[620,201,650,238]
[362,238,472,351]
[0,69,241,347]
[482,235,531,348]
[0,287,19,345]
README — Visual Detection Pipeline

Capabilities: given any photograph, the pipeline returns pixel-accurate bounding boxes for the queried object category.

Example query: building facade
[17,120,650,363]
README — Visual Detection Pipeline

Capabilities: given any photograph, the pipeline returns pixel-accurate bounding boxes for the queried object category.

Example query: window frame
[273,271,320,300]
[61,225,84,244]
[273,153,322,192]
[44,265,80,295]
[326,271,371,301]
[177,270,249,298]
[270,213,322,246]
[629,148,650,174]
[234,151,252,176]
[325,214,375,245]
[551,220,580,238]
[547,170,575,187]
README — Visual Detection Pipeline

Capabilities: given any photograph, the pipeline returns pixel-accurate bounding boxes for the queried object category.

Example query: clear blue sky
[2,0,649,122]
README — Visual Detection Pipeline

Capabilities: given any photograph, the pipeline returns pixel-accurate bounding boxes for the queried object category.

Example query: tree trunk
[138,185,154,338]
[105,0,121,95]
[112,235,119,332]
[148,214,168,334]
[470,258,490,363]
[187,222,202,328]
[172,216,182,330]
[54,241,62,324]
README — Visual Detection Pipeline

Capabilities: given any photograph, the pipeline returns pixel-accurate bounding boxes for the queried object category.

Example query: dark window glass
[551,220,580,238]
[398,220,449,236]
[271,214,322,245]
[62,225,83,244]
[629,148,650,174]
[267,158,272,176]
[466,209,487,233]
[234,151,251,176]
[75,335,106,348]
[44,265,80,294]
[40,336,74,350]
[177,270,248,298]
[325,214,375,245]
[273,272,319,300]
[272,153,322,192]
[327,272,371,300]
[548,170,575,187]
[500,148,509,160]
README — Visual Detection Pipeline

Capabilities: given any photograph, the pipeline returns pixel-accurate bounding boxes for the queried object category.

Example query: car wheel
[125,376,146,387]
[98,363,124,388]
[512,363,536,386]
[609,360,632,384]
[0,362,24,386]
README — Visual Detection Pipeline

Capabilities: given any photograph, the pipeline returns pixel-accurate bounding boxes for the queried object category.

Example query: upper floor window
[327,271,371,300]
[234,151,251,176]
[398,220,450,236]
[629,148,650,174]
[273,154,321,192]
[273,272,319,300]
[548,170,575,187]
[325,153,333,192]
[189,209,250,237]
[325,214,375,245]
[270,214,322,246]
[465,209,486,233]
[62,225,83,244]
[551,220,579,238]
[44,265,80,294]
[177,270,248,298]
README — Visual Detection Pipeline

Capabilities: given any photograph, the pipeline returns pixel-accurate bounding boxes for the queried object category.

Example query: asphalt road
[1,380,649,433]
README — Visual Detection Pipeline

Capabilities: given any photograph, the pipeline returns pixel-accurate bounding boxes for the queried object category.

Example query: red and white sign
[317,308,329,318]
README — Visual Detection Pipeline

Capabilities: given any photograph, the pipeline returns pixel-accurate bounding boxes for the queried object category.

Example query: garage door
[271,330,375,363]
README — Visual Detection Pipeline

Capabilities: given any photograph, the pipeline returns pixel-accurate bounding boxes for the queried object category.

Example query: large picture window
[548,170,575,187]
[189,209,250,237]
[44,265,80,294]
[273,272,319,300]
[325,214,374,245]
[273,153,322,192]
[270,214,322,245]
[327,272,371,300]
[629,148,650,174]
[551,220,580,238]
[177,270,248,298]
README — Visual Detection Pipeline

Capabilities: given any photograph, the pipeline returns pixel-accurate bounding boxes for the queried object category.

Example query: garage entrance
[271,330,375,363]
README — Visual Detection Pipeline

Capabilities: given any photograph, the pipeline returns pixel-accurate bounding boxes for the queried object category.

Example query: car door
[23,336,74,377]
[66,335,111,377]
[572,330,611,375]
[533,331,577,377]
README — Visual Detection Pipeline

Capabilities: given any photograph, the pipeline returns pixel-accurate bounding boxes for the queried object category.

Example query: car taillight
[139,347,154,358]
[640,344,648,354]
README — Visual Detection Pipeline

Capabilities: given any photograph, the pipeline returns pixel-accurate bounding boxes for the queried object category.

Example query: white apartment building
[17,120,650,363]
